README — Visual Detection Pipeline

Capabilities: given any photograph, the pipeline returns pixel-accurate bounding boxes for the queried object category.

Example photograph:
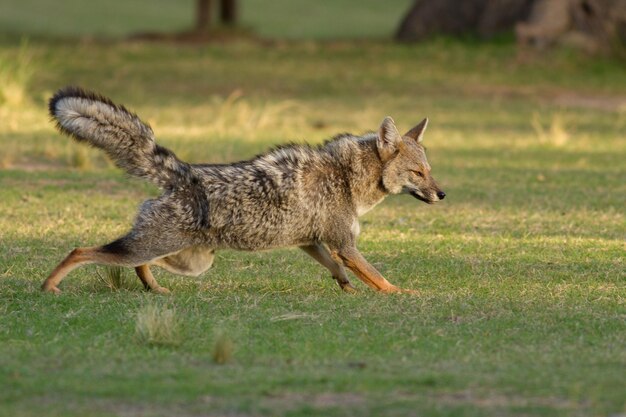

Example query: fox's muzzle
[409,188,445,204]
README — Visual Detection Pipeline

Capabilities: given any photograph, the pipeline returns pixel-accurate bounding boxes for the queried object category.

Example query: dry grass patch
[134,301,181,347]
[0,40,34,109]
[153,92,305,140]
[212,332,235,364]
[94,266,140,292]
[531,112,570,147]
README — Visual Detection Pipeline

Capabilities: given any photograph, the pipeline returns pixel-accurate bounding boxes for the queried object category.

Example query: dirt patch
[434,390,586,410]
[31,396,255,417]
[3,161,64,172]
[260,392,366,409]
[2,174,147,199]
[466,84,626,112]
[551,93,626,112]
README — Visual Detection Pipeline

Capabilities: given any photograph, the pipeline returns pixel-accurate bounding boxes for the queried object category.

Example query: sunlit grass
[0,37,624,417]
[0,40,34,108]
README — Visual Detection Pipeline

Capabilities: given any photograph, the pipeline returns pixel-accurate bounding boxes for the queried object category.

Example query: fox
[41,87,445,295]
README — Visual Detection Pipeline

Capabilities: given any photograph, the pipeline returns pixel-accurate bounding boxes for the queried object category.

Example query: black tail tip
[48,86,117,117]
[49,86,84,117]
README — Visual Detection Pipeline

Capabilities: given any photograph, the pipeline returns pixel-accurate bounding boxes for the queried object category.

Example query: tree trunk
[395,0,486,42]
[196,0,212,33]
[220,0,238,25]
[516,0,626,52]
[478,0,536,36]
[395,0,535,41]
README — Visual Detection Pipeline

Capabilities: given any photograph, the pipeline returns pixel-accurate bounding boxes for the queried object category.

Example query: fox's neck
[349,137,388,216]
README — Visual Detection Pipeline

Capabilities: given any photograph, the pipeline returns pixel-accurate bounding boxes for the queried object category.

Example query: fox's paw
[41,284,62,294]
[379,285,402,294]
[152,286,171,295]
[379,285,419,295]
[340,282,358,294]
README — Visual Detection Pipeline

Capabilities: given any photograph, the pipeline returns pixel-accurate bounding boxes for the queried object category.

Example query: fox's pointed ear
[404,118,428,144]
[377,116,401,161]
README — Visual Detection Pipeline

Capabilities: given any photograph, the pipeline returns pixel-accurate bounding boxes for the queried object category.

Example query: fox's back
[191,146,338,250]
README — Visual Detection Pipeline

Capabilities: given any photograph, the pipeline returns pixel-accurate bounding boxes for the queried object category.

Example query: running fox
[42,87,445,295]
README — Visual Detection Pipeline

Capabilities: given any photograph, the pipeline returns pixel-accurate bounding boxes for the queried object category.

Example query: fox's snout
[423,176,445,203]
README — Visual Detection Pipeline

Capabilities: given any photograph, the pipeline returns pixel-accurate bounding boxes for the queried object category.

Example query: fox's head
[377,117,445,204]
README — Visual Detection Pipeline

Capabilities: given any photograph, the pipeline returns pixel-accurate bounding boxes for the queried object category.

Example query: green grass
[1,8,626,417]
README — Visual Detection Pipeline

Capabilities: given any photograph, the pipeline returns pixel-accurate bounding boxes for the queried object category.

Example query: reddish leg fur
[41,247,168,294]
[333,247,418,294]
[135,264,170,294]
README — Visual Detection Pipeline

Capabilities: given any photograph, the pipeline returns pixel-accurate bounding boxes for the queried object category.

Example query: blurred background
[1,0,625,170]
[1,2,626,416]
[1,0,625,253]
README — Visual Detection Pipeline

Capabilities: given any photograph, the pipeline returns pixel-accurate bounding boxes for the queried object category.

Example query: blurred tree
[516,0,626,54]
[395,0,625,55]
[195,0,238,33]
[395,0,535,41]
[220,0,238,25]
[196,0,212,32]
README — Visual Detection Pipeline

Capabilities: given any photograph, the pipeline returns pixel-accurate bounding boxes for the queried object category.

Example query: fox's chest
[356,196,385,216]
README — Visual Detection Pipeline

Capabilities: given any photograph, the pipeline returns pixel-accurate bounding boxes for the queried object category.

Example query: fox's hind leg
[300,244,357,293]
[42,246,114,294]
[135,264,170,294]
[42,234,189,294]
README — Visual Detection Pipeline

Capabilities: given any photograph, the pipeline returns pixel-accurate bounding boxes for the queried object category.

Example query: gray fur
[50,87,192,190]
[47,87,445,292]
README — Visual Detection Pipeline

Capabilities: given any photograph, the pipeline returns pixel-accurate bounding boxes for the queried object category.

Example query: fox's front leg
[332,246,417,294]
[300,244,357,293]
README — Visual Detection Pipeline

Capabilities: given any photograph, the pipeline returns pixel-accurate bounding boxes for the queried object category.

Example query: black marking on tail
[49,86,132,118]
[48,86,150,139]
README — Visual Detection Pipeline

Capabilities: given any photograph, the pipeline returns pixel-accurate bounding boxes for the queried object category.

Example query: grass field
[1,3,626,416]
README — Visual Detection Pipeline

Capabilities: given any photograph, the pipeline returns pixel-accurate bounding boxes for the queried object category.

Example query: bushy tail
[49,86,190,189]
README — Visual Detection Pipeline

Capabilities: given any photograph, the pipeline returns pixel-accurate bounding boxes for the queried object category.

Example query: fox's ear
[404,118,428,144]
[377,116,401,161]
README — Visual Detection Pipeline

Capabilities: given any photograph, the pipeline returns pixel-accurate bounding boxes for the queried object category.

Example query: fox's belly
[216,234,314,251]
[205,222,314,251]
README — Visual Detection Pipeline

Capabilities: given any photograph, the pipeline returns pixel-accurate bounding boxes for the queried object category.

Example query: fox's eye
[412,170,424,178]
